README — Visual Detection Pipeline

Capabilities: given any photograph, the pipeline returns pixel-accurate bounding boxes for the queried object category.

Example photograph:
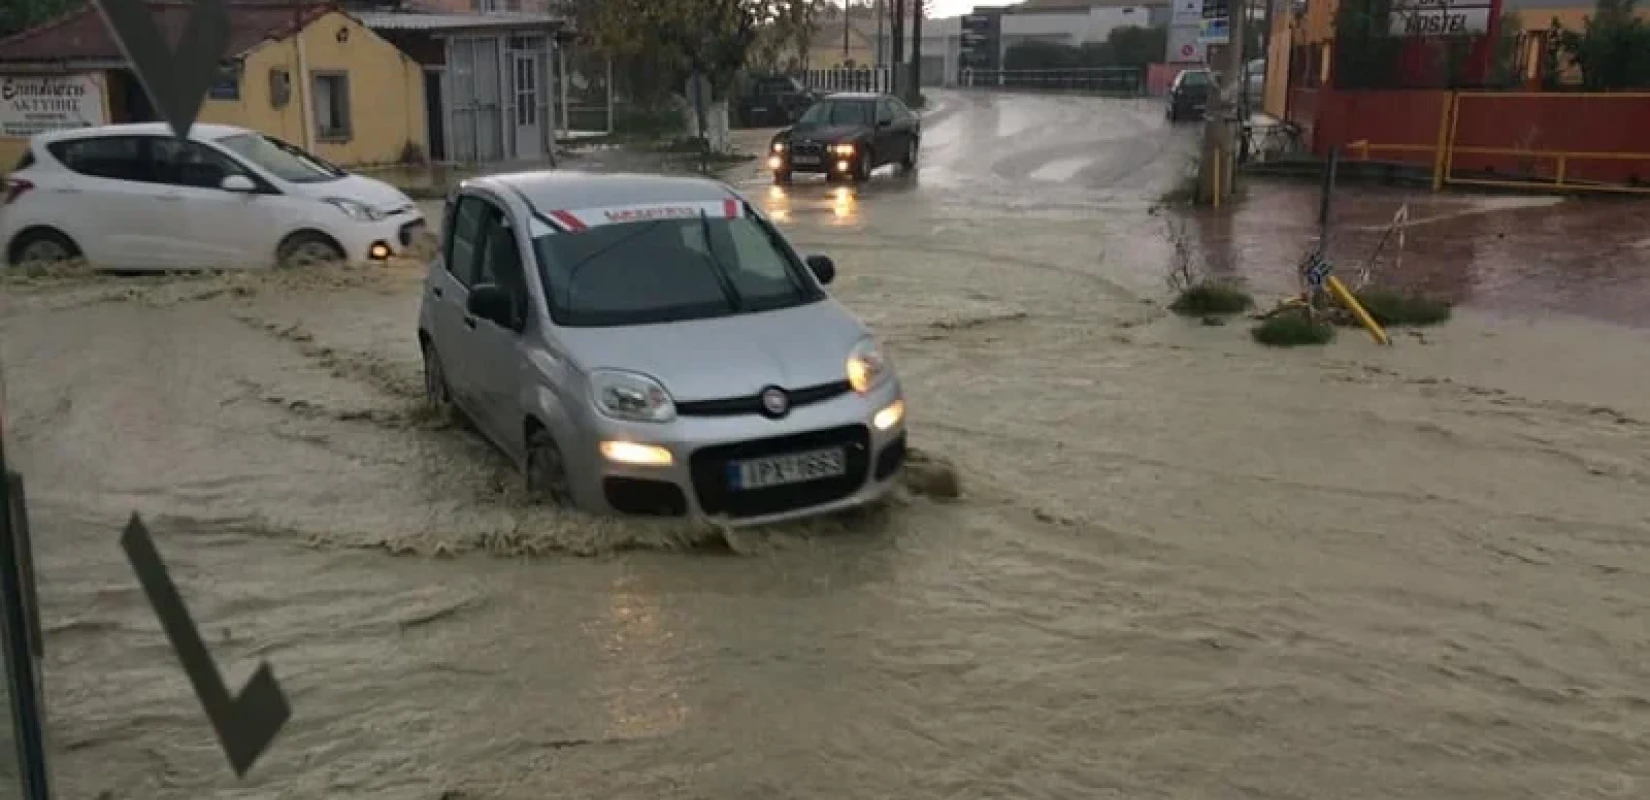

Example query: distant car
[737,73,819,127]
[767,92,921,184]
[1,122,424,270]
[1167,68,1214,123]
[417,171,909,525]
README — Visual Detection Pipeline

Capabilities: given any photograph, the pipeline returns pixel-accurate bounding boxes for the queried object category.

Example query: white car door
[41,135,174,269]
[148,137,291,269]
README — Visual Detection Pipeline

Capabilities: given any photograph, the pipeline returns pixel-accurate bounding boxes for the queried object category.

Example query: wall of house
[197,11,425,166]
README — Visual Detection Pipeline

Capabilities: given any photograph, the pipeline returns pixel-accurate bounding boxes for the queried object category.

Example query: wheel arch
[275,228,346,263]
[6,225,81,265]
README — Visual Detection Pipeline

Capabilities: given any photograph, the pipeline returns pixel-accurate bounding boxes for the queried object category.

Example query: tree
[0,0,80,37]
[1554,0,1650,89]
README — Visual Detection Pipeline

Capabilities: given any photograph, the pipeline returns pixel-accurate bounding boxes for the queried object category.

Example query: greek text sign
[0,74,106,137]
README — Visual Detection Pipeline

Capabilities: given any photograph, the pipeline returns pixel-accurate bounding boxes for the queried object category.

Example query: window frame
[472,202,532,331]
[310,70,354,143]
[445,194,491,288]
[45,135,155,183]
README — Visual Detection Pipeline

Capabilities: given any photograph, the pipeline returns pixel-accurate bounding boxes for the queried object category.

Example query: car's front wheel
[524,427,574,507]
[422,340,452,412]
[276,231,346,268]
[900,138,919,172]
[852,149,873,183]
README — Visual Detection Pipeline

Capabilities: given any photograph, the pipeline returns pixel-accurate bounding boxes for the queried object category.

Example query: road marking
[1028,157,1094,183]
[121,514,290,777]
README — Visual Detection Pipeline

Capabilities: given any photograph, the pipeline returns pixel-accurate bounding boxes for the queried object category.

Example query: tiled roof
[0,2,337,63]
[354,10,564,30]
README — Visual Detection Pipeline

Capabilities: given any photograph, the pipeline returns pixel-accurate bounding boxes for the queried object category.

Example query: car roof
[33,122,252,143]
[468,171,741,215]
[822,92,886,101]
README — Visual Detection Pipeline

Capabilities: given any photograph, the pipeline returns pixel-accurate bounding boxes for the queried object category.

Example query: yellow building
[0,2,425,171]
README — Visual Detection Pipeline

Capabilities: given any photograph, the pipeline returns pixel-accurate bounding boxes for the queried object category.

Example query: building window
[312,71,352,141]
[209,67,241,101]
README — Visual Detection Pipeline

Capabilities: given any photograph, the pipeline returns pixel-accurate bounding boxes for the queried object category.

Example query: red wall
[1288,88,1650,185]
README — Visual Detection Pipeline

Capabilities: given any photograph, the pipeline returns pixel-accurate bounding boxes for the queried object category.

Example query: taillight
[1,177,32,206]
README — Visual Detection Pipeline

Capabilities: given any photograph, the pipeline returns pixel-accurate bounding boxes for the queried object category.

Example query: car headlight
[846,338,891,395]
[325,197,386,222]
[831,143,856,156]
[590,370,676,423]
[772,141,786,153]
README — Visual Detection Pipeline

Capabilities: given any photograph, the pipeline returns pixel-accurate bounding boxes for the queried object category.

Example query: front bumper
[571,380,908,527]
[332,213,429,262]
[769,148,860,176]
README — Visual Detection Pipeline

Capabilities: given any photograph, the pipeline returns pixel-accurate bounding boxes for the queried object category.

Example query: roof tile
[0,1,336,64]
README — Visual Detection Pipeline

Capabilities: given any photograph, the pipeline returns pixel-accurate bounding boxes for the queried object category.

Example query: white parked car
[0,122,426,270]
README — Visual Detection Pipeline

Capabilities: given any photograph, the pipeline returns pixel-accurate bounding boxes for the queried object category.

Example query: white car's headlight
[590,370,676,423]
[846,338,891,395]
[325,197,386,222]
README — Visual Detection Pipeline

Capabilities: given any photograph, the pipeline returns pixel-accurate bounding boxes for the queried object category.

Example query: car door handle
[463,315,477,330]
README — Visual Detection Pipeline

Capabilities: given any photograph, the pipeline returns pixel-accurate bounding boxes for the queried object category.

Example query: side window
[892,99,915,122]
[45,136,151,182]
[875,100,893,124]
[149,139,244,189]
[446,196,489,287]
[474,204,529,326]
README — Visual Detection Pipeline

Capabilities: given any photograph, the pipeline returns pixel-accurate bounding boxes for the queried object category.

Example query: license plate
[727,447,846,490]
[791,155,820,165]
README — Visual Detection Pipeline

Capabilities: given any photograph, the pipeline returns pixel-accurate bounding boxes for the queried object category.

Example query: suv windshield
[534,211,826,327]
[798,100,874,126]
[215,132,346,183]
[1179,70,1212,87]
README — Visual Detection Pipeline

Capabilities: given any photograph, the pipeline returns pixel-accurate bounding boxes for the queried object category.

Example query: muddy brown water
[2,92,1648,798]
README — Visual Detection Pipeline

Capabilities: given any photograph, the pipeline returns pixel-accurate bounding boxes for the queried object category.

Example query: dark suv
[737,74,819,128]
[1167,68,1214,123]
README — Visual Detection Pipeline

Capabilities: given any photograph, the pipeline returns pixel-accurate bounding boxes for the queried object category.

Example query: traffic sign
[92,0,231,139]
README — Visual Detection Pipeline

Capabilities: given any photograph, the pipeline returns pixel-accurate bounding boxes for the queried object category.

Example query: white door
[147,137,286,268]
[39,134,174,269]
[512,49,543,160]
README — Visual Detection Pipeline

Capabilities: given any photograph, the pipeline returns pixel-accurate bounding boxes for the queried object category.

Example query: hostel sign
[1390,0,1493,36]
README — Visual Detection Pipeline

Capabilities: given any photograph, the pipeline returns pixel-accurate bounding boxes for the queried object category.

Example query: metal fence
[796,67,895,94]
[960,67,1145,96]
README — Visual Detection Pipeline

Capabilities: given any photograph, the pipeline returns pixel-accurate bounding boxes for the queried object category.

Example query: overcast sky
[917,0,1024,20]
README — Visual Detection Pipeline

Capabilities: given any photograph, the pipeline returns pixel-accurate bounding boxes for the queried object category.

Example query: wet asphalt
[3,90,1649,799]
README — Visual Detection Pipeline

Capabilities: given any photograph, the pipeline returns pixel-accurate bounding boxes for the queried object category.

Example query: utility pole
[1197,1,1245,206]
[874,0,884,67]
[908,0,922,104]
[843,0,851,61]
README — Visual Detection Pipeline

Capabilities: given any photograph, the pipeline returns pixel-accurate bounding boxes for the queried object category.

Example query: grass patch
[1169,282,1254,316]
[1251,307,1336,347]
[1350,286,1453,327]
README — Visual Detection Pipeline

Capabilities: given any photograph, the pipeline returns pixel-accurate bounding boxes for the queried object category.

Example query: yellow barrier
[1325,275,1390,346]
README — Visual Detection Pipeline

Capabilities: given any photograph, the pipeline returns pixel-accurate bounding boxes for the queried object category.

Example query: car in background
[737,73,819,128]
[1,122,425,271]
[1166,68,1215,123]
[417,171,908,525]
[767,92,920,184]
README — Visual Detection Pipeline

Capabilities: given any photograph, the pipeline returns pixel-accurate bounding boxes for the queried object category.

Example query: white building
[876,2,1170,86]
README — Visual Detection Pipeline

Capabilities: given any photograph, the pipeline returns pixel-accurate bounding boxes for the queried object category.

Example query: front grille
[790,141,825,159]
[398,219,428,246]
[690,424,871,518]
[677,380,851,418]
[603,477,688,517]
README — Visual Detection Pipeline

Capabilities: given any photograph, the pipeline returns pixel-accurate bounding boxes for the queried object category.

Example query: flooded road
[4,90,1649,799]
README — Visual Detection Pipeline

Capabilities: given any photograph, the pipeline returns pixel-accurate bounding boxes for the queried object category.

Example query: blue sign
[1305,255,1333,289]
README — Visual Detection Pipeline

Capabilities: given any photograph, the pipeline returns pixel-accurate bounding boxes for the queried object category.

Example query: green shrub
[1170,282,1255,316]
[1351,286,1453,327]
[1252,307,1336,347]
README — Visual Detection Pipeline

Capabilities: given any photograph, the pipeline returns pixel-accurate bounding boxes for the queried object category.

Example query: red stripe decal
[548,210,587,231]
[723,198,740,219]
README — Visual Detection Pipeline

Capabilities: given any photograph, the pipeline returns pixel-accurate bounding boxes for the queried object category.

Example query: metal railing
[959,67,1144,96]
[796,67,895,94]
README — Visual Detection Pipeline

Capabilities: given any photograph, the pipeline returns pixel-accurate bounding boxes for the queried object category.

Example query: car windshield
[215,132,346,183]
[533,210,826,327]
[799,100,874,126]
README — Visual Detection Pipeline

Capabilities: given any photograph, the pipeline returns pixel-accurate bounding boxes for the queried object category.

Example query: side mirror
[805,254,835,285]
[466,284,519,329]
[220,174,256,193]
[877,118,892,128]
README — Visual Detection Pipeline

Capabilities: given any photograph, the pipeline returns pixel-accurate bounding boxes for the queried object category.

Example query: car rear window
[46,136,151,181]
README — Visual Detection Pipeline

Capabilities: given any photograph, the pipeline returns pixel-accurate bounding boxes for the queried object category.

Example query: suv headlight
[591,370,676,423]
[846,338,891,395]
[831,143,856,156]
[325,197,386,222]
[772,140,786,153]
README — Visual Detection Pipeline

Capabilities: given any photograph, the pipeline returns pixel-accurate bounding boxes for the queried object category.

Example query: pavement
[4,89,1650,799]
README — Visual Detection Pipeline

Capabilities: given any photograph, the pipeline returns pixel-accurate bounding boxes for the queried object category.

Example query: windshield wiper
[698,210,744,312]
[558,220,671,311]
